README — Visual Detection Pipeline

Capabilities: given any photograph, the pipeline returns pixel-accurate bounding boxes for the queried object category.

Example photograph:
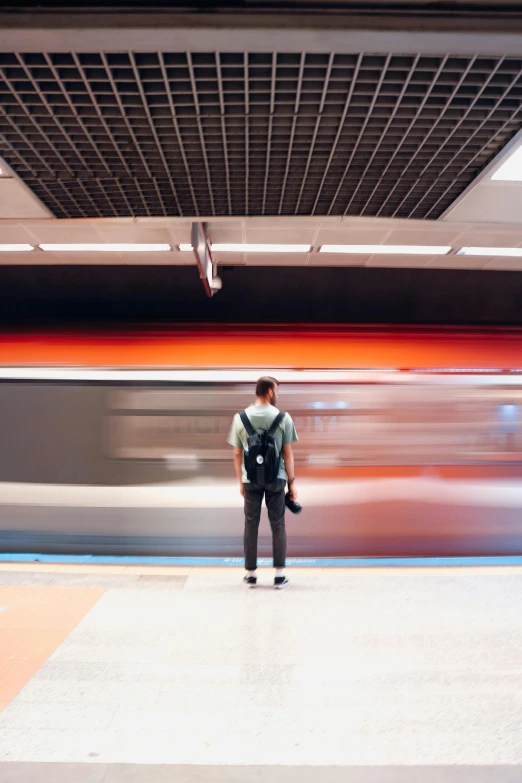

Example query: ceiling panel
[1,51,522,221]
[94,224,172,244]
[174,250,197,264]
[482,257,522,270]
[244,252,306,265]
[2,215,522,270]
[243,226,317,244]
[444,181,522,223]
[207,222,244,243]
[0,224,38,243]
[0,250,198,265]
[307,253,370,266]
[384,228,466,245]
[210,250,247,264]
[0,177,50,219]
[458,231,522,247]
[425,255,487,269]
[365,254,437,267]
[315,228,392,244]
[11,223,102,243]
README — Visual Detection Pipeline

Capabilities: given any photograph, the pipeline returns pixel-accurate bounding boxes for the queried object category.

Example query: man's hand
[289,483,298,502]
[239,484,245,497]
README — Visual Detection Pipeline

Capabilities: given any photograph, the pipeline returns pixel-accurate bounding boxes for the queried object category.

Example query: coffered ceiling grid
[0,50,521,219]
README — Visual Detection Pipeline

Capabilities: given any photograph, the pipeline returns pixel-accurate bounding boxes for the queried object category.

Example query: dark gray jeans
[243,478,286,571]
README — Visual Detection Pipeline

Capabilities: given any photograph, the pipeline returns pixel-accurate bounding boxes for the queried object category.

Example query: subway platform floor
[0,560,521,782]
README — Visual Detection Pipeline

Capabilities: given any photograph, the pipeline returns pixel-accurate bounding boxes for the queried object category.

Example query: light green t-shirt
[228,404,298,483]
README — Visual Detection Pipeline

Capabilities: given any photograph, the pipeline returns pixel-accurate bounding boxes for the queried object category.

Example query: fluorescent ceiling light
[211,243,311,253]
[178,244,193,251]
[491,146,522,181]
[0,244,34,251]
[320,244,451,255]
[457,247,522,257]
[39,243,172,252]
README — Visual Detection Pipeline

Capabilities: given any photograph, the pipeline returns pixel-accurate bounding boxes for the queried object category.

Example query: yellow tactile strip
[0,584,104,712]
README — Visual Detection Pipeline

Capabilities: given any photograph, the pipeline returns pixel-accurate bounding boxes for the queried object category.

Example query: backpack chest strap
[239,411,286,438]
[239,410,286,438]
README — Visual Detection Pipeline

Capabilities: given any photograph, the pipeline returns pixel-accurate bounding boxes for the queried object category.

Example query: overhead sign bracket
[191,222,221,297]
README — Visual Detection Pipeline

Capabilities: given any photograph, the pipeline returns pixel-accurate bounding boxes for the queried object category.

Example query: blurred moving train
[1,325,522,557]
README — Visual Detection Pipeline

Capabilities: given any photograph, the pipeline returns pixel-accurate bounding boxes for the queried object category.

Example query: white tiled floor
[1,566,522,766]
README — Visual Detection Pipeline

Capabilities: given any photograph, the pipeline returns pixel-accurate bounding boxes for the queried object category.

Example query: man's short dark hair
[256,376,279,398]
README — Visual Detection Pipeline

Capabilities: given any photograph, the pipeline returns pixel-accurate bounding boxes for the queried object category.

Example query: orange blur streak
[1,326,522,368]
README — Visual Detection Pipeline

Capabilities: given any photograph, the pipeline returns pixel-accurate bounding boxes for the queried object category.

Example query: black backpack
[239,410,286,486]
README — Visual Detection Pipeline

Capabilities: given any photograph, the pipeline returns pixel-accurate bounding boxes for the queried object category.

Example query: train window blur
[105,381,522,472]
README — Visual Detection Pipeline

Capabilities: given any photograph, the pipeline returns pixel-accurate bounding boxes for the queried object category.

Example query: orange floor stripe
[0,585,104,711]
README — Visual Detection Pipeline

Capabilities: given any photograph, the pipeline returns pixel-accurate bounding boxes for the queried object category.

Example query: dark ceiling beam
[2,8,522,55]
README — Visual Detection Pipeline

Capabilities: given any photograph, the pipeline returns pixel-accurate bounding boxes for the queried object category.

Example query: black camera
[285,492,302,515]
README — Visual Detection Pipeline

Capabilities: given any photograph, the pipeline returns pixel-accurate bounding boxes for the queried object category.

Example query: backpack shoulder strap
[239,411,255,437]
[268,411,285,436]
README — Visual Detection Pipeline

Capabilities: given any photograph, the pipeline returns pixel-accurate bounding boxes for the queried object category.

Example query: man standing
[228,376,299,589]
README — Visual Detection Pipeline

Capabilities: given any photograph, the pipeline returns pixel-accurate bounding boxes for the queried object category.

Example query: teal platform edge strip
[1,554,522,567]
